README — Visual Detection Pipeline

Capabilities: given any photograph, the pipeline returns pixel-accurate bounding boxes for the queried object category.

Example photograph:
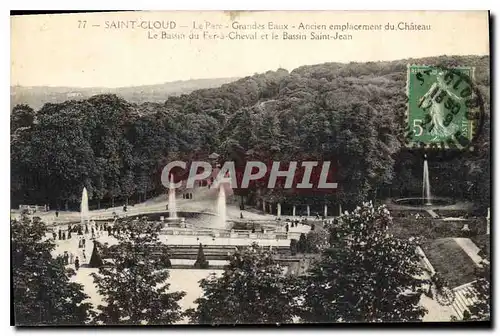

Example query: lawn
[389,217,457,240]
[389,216,486,241]
[433,210,469,218]
[421,238,478,288]
[470,234,491,260]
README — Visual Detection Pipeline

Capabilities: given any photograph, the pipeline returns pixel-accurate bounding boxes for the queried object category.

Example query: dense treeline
[11,55,490,211]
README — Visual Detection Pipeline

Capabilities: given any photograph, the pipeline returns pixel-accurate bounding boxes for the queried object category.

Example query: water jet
[81,187,89,224]
[423,155,432,206]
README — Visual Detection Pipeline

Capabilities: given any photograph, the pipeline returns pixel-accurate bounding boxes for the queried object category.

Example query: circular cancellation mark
[403,64,486,161]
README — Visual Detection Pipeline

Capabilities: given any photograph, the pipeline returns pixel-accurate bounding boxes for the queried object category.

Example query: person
[67,230,72,239]
[62,232,66,240]
[91,227,95,238]
[52,232,57,240]
[240,212,244,219]
[286,224,289,233]
[82,237,86,248]
[123,205,127,212]
[78,237,82,248]
[58,229,62,240]
[69,252,74,264]
[75,256,80,271]
[55,210,59,218]
[82,250,87,262]
[64,252,69,265]
[85,224,89,234]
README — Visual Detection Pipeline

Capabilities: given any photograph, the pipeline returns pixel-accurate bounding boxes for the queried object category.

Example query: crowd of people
[53,220,119,271]
[279,215,337,233]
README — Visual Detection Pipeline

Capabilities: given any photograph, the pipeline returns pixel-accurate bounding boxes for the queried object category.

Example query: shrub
[194,243,209,269]
[290,239,298,256]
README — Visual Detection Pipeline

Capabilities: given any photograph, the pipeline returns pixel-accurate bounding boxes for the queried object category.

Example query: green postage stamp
[406,65,480,149]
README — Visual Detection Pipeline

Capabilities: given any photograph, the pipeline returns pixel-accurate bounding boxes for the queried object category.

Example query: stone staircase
[450,281,479,319]
[166,244,291,260]
[426,209,440,218]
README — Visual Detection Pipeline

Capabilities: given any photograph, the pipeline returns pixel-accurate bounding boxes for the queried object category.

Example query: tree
[297,233,307,254]
[91,219,185,325]
[301,202,427,323]
[88,242,104,268]
[193,243,209,269]
[159,247,172,269]
[12,215,93,325]
[121,170,136,205]
[11,104,35,130]
[460,261,490,321]
[305,227,329,253]
[187,243,300,324]
[10,56,490,212]
[290,238,298,256]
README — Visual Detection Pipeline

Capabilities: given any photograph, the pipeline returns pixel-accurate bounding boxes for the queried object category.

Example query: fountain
[423,155,432,205]
[81,187,89,224]
[168,174,178,219]
[391,154,457,209]
[217,184,227,228]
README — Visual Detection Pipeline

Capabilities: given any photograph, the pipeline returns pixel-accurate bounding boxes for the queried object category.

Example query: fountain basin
[393,197,456,207]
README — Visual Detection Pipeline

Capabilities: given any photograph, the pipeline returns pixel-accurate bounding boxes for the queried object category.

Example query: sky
[11,11,490,88]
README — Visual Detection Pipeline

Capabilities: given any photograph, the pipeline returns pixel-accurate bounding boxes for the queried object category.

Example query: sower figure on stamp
[418,70,464,140]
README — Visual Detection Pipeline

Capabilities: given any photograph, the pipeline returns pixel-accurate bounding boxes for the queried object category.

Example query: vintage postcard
[10,11,491,326]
